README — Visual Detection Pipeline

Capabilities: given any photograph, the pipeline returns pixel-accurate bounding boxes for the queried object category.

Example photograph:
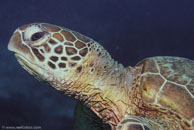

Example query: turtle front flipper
[116,117,154,130]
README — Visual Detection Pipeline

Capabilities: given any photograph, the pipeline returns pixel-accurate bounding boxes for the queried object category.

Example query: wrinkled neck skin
[48,49,136,128]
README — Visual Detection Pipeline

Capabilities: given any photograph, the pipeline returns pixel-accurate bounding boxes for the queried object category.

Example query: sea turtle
[8,23,194,130]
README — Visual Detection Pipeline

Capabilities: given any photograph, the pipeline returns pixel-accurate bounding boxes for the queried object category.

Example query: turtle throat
[56,55,134,127]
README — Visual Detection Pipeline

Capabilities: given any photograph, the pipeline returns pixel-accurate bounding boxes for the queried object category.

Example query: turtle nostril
[31,32,45,41]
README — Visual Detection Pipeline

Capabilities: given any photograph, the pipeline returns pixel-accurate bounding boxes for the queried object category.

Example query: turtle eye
[23,24,51,47]
[31,31,46,41]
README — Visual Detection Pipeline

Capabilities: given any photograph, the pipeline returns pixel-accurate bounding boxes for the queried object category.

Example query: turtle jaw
[14,52,51,82]
[8,29,39,76]
[8,27,52,82]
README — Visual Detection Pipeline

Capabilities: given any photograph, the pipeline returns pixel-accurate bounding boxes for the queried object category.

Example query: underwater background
[0,0,194,130]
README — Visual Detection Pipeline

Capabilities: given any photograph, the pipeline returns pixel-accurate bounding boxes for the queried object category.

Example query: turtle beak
[8,29,34,61]
[8,30,27,53]
[8,28,48,78]
[8,30,20,51]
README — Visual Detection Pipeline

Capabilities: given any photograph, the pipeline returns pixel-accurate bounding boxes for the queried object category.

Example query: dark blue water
[0,0,194,130]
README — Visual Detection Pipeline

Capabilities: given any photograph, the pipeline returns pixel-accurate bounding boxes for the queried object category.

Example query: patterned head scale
[8,23,106,85]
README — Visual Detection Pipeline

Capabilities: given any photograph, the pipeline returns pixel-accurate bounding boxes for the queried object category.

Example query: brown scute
[61,30,76,42]
[155,57,194,85]
[71,56,81,61]
[72,31,90,43]
[50,56,58,62]
[53,33,64,42]
[42,24,61,32]
[69,62,77,67]
[19,24,29,31]
[32,48,45,61]
[76,66,82,73]
[54,45,63,54]
[48,39,57,45]
[61,57,67,61]
[141,75,164,104]
[66,47,77,55]
[75,41,86,49]
[158,82,194,120]
[64,42,73,46]
[43,44,51,52]
[58,63,66,68]
[136,58,158,73]
[48,61,56,69]
[79,48,88,57]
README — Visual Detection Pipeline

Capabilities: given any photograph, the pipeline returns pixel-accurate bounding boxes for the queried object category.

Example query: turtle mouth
[14,52,50,80]
[14,53,40,75]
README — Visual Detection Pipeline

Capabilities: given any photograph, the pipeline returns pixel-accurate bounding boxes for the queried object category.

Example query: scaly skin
[8,23,194,130]
[8,23,136,129]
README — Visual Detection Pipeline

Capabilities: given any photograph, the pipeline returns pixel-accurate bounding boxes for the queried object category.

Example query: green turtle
[8,23,194,130]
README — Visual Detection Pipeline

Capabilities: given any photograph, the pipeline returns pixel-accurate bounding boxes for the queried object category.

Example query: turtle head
[8,23,130,126]
[8,23,107,89]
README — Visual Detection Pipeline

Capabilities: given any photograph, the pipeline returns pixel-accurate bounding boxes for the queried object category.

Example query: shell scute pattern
[66,47,77,55]
[50,56,58,62]
[72,31,91,43]
[48,39,57,45]
[53,33,64,42]
[64,42,74,46]
[159,82,193,118]
[61,29,76,42]
[43,44,51,53]
[16,24,93,73]
[75,40,86,49]
[157,57,194,85]
[137,56,194,127]
[54,45,63,54]
[141,74,164,104]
